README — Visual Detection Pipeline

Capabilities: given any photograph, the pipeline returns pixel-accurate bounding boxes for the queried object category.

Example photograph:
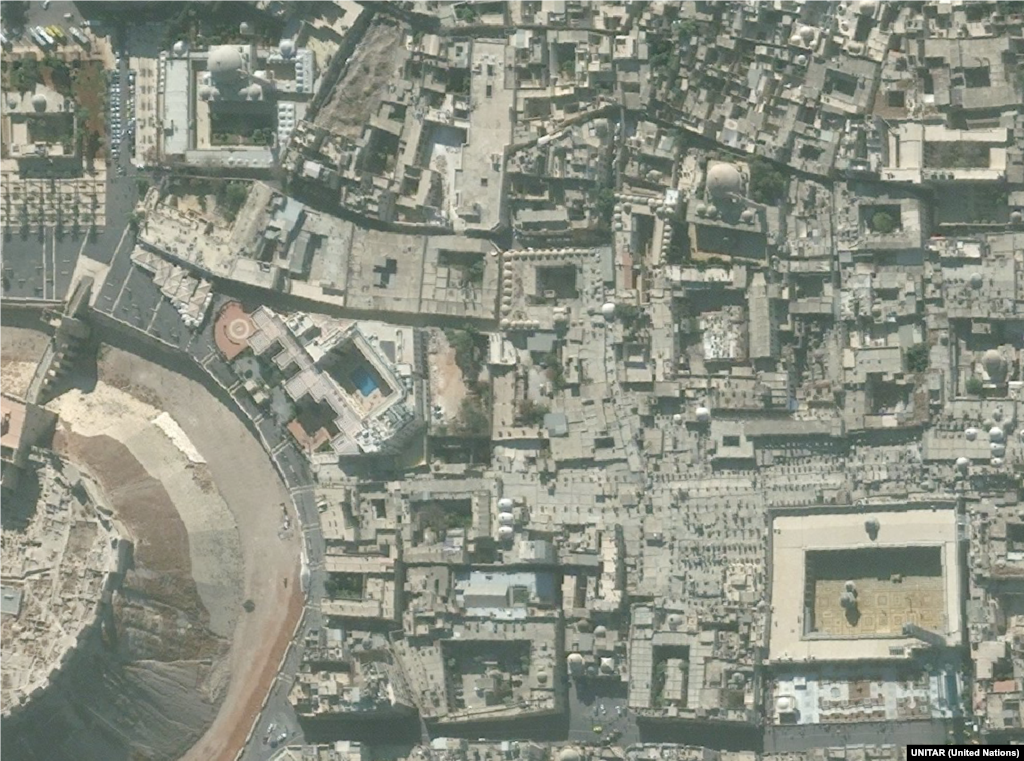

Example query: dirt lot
[0,326,48,398]
[315,17,408,139]
[428,329,470,426]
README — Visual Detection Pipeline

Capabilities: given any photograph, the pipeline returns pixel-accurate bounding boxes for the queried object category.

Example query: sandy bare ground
[428,330,470,423]
[0,326,48,398]
[315,18,407,139]
[95,348,303,761]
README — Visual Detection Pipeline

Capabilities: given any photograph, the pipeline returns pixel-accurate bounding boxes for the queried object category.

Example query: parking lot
[1,0,87,31]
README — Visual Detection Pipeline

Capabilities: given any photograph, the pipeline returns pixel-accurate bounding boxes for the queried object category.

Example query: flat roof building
[769,502,963,664]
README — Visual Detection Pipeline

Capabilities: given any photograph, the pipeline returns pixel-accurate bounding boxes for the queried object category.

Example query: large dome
[982,349,1007,379]
[208,46,246,79]
[706,162,744,199]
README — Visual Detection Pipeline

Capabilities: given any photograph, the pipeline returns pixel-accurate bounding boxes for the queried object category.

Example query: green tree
[456,395,490,436]
[966,376,984,395]
[906,343,929,373]
[870,211,897,234]
[467,258,486,283]
[516,399,549,427]
[446,328,483,382]
[748,158,787,205]
[594,186,616,227]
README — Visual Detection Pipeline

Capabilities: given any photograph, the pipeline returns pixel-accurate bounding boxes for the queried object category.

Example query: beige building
[769,502,963,663]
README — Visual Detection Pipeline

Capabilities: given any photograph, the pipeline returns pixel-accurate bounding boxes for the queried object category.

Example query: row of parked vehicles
[16,23,89,49]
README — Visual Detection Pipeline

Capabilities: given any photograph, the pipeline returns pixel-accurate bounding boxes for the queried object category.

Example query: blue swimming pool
[351,367,378,397]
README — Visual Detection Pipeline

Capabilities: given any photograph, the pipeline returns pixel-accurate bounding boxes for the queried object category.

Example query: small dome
[593,625,608,637]
[789,34,802,46]
[992,457,1005,467]
[498,511,515,525]
[970,273,984,288]
[243,83,263,100]
[965,427,979,441]
[695,406,711,423]
[199,85,218,101]
[498,497,513,509]
[172,40,188,56]
[239,21,253,35]
[567,653,585,668]
[706,204,719,218]
[600,657,615,674]
[1011,210,1024,224]
[706,162,744,199]
[955,456,970,469]
[601,302,616,318]
[982,349,1007,379]
[667,613,683,629]
[856,0,879,16]
[559,749,581,761]
[575,620,593,633]
[695,203,708,217]
[208,46,246,79]
[777,695,797,713]
[537,671,548,684]
[798,25,816,43]
[672,413,683,423]
[279,39,296,58]
[990,427,1005,443]
[795,54,808,66]
[740,208,756,223]
[31,93,47,112]
[991,443,1006,457]
[497,525,514,540]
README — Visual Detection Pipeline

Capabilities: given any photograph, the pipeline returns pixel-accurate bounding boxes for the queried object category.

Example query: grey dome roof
[983,349,1006,378]
[208,46,245,78]
[31,93,47,112]
[279,39,296,58]
[706,162,744,199]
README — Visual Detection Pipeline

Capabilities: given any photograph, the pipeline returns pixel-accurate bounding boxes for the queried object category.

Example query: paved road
[568,680,638,746]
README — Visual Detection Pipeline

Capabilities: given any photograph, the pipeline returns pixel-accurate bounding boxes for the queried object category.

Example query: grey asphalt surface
[764,718,949,751]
